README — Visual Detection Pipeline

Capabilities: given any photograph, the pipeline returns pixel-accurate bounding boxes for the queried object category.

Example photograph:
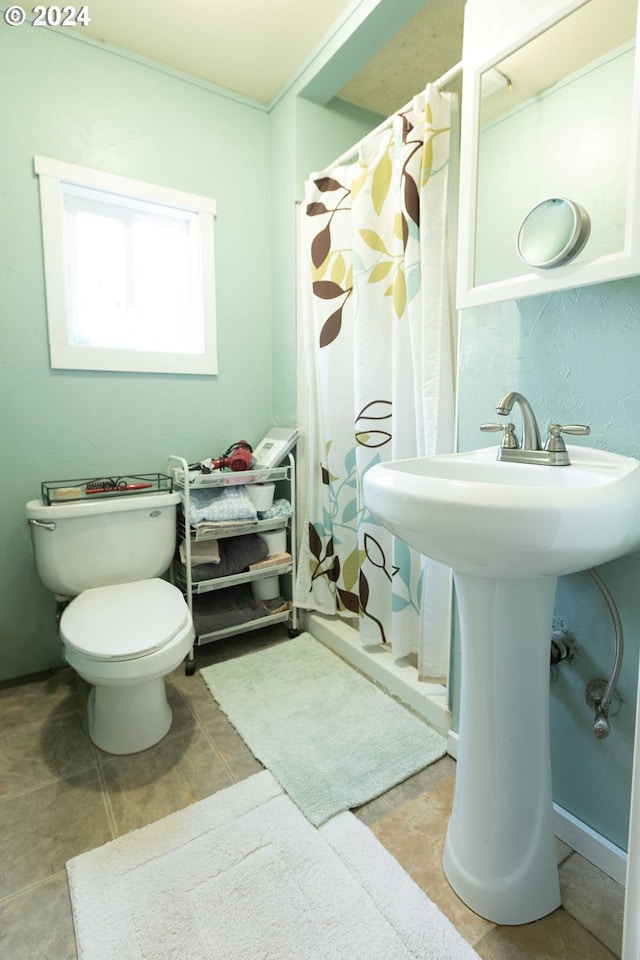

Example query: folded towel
[192,585,268,635]
[257,498,292,520]
[191,534,269,583]
[183,486,257,525]
[192,522,255,537]
[179,540,221,566]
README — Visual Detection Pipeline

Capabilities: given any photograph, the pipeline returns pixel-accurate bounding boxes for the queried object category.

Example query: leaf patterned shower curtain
[294,86,456,678]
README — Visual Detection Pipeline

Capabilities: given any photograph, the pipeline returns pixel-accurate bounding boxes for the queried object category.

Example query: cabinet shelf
[175,556,293,595]
[167,453,298,670]
[170,465,289,489]
[177,514,288,543]
[195,608,293,644]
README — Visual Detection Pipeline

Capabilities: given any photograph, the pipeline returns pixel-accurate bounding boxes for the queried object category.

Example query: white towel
[179,540,221,566]
[182,486,257,525]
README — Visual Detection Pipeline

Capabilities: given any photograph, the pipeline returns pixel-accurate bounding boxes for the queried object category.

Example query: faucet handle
[480,421,520,449]
[543,424,591,465]
[544,423,590,450]
[552,424,591,436]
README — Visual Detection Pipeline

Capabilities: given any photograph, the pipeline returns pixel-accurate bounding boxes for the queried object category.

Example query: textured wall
[0,12,383,681]
[456,277,640,851]
[454,0,640,854]
[0,25,273,680]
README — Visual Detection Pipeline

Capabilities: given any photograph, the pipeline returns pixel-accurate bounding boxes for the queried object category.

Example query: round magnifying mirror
[516,197,591,269]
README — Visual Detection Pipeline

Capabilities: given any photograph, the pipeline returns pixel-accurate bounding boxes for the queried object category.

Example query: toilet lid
[61,579,190,661]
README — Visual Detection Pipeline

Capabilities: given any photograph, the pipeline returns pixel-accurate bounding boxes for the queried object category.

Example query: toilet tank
[26,491,181,596]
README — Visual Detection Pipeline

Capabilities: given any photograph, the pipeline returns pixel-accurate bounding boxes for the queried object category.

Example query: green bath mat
[200,633,447,825]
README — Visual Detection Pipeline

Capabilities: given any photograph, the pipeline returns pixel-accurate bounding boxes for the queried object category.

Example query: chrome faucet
[496,391,542,451]
[480,390,590,465]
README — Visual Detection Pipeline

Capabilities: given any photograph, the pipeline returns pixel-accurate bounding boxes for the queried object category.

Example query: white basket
[246,483,275,511]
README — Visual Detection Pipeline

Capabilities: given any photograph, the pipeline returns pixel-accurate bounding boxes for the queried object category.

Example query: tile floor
[0,624,625,959]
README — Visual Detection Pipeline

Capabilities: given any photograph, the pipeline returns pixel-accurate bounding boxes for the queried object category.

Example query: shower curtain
[294,86,456,678]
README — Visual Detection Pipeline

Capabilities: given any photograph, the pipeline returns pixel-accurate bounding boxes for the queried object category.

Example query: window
[34,156,217,374]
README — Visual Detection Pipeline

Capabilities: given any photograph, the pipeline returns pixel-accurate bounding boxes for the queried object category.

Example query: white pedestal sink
[363,444,640,925]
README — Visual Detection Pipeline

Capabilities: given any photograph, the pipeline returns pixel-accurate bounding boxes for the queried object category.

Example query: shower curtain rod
[324,59,463,171]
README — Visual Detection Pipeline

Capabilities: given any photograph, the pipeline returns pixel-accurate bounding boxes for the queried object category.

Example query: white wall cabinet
[457,0,640,307]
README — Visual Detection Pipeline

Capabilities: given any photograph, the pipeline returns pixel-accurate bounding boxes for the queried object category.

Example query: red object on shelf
[86,482,153,494]
[210,441,253,472]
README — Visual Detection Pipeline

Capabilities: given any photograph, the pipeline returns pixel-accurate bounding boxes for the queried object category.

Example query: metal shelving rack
[167,454,298,674]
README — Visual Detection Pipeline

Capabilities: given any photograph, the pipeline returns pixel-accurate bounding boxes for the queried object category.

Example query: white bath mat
[200,633,447,825]
[67,771,479,960]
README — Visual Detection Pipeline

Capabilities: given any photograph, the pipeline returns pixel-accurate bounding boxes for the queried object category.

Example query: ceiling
[338,0,465,115]
[70,0,465,117]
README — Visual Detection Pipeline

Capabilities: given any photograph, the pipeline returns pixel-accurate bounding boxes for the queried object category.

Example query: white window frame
[34,156,217,375]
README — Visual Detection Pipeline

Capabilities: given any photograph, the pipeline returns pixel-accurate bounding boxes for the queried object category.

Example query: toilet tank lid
[26,491,180,520]
[60,579,189,660]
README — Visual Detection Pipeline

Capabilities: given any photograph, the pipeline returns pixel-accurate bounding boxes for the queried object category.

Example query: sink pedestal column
[443,571,561,925]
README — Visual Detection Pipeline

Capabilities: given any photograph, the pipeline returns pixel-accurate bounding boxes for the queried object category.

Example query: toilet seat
[61,578,189,661]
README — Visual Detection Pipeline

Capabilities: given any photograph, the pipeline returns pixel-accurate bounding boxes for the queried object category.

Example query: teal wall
[0,25,275,679]
[0,12,385,681]
[455,278,640,851]
[452,0,640,860]
[294,96,385,201]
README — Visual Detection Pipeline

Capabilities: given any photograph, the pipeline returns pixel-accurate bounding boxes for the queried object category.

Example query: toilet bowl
[26,489,194,755]
[61,578,194,754]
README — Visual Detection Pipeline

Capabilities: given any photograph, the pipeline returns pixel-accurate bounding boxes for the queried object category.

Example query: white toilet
[26,490,194,755]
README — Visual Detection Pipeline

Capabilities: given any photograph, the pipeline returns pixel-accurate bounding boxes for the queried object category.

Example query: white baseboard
[553,802,627,886]
[444,732,627,886]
